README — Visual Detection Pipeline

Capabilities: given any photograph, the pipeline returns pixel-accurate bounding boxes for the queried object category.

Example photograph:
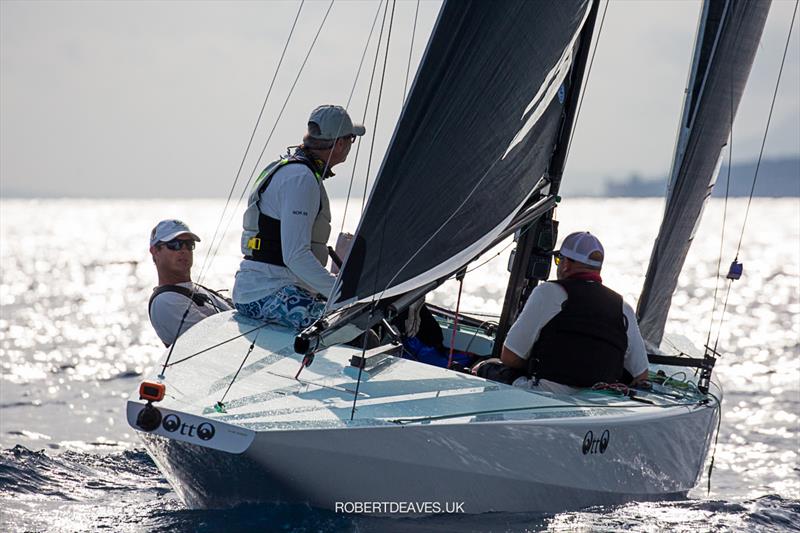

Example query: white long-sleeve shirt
[233,163,336,304]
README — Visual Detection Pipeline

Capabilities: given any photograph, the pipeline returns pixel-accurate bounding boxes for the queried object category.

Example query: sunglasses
[341,134,357,144]
[553,252,564,266]
[160,238,196,251]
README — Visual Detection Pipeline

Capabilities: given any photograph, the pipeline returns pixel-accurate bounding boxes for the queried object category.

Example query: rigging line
[706,71,736,350]
[712,279,734,354]
[705,391,723,495]
[320,0,387,185]
[563,0,609,163]
[350,301,377,421]
[340,0,388,234]
[446,272,465,369]
[195,0,305,285]
[157,3,306,371]
[464,213,541,275]
[734,0,798,257]
[367,4,600,304]
[216,328,264,409]
[361,0,397,213]
[209,0,337,268]
[466,240,514,274]
[165,323,270,368]
[349,0,395,405]
[402,0,421,102]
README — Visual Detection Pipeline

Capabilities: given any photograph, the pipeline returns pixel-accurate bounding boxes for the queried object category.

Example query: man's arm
[275,170,337,296]
[622,302,649,384]
[500,346,527,369]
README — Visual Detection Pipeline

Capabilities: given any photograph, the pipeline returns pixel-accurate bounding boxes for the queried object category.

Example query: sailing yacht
[126,0,770,512]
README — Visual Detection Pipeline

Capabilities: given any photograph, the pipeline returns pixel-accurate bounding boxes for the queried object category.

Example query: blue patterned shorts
[235,285,325,331]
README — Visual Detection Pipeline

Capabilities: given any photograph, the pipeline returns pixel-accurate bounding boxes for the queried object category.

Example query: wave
[1,447,798,532]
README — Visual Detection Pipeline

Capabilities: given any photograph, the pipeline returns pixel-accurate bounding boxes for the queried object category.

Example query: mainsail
[637,0,770,345]
[331,0,593,308]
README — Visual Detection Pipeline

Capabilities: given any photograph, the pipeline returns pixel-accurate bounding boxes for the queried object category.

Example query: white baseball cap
[307,105,366,140]
[558,231,604,268]
[149,219,201,248]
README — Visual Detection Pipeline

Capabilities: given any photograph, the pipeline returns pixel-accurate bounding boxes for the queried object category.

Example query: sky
[1,0,798,199]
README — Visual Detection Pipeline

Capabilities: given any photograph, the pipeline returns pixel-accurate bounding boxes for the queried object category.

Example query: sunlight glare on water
[0,197,798,531]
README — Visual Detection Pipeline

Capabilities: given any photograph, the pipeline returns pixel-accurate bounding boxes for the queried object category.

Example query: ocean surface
[1,198,798,532]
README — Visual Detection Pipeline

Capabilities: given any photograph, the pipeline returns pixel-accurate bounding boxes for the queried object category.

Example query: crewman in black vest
[148,219,232,347]
[232,105,365,330]
[477,231,648,394]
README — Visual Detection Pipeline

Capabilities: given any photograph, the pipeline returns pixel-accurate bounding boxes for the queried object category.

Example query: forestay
[331,0,592,309]
[637,0,770,345]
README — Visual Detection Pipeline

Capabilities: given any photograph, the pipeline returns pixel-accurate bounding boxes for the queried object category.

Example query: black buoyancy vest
[147,284,231,319]
[529,279,628,387]
[247,152,325,266]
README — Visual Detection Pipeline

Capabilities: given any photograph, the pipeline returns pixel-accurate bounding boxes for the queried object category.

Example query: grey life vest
[240,149,332,267]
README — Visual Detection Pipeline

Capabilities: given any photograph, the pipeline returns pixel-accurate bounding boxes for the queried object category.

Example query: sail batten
[331,0,593,309]
[637,0,770,345]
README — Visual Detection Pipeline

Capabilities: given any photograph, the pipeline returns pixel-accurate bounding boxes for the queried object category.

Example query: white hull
[127,311,720,513]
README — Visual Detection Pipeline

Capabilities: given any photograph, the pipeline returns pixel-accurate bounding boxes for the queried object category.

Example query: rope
[157,1,306,375]
[165,323,270,368]
[563,0,609,164]
[215,328,264,411]
[705,390,723,495]
[403,0,421,102]
[350,302,378,420]
[196,0,306,286]
[446,273,465,369]
[367,1,603,304]
[705,44,736,352]
[340,0,387,234]
[210,0,337,279]
[708,0,797,352]
[361,0,397,213]
[734,0,798,257]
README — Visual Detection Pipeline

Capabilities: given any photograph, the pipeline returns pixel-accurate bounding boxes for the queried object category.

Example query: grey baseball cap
[307,105,366,141]
[149,219,201,247]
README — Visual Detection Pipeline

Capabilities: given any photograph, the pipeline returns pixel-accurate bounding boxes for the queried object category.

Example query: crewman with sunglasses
[232,105,365,330]
[148,219,233,347]
[474,231,648,393]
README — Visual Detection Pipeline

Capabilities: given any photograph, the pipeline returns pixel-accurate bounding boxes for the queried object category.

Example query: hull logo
[582,429,610,455]
[161,413,216,442]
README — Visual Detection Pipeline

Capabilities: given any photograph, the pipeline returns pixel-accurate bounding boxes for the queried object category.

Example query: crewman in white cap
[233,105,366,330]
[476,231,648,393]
[148,219,232,347]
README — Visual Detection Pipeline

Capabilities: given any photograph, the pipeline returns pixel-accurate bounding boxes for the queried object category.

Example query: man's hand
[332,232,354,274]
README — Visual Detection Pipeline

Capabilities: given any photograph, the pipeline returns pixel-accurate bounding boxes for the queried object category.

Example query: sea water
[1,198,798,532]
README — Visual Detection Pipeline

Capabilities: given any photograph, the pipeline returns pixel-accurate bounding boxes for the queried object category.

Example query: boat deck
[133,311,712,432]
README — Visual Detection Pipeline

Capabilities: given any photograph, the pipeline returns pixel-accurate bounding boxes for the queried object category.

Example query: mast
[637,0,770,346]
[493,0,600,355]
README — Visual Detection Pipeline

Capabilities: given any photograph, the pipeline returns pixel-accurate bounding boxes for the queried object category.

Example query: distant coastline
[604,156,799,197]
[2,156,798,199]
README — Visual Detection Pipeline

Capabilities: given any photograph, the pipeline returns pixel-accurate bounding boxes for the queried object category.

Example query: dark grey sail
[637,0,770,345]
[332,0,592,308]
